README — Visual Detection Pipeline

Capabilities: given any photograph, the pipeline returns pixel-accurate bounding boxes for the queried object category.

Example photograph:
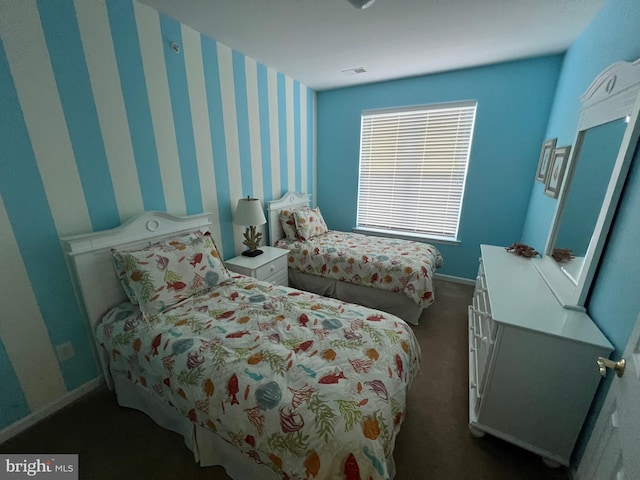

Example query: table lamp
[234,197,267,257]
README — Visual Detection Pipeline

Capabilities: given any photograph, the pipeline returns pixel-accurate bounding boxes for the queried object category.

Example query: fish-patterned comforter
[274,231,443,308]
[97,275,421,479]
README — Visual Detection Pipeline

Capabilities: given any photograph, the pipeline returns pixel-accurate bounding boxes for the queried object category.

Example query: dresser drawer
[469,309,495,411]
[473,267,490,307]
[480,310,496,340]
[254,255,288,282]
[475,331,493,394]
[473,263,496,341]
[472,299,496,341]
[468,307,482,412]
[469,305,495,396]
[469,306,483,338]
[473,291,491,320]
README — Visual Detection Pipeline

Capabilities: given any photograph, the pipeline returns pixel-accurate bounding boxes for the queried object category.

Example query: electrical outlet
[56,342,75,362]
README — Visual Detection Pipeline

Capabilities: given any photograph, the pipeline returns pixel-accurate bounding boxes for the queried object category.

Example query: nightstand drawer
[255,255,288,281]
[263,268,288,287]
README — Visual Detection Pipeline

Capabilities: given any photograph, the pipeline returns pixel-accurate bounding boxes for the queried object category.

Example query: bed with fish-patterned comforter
[97,274,421,479]
[275,231,443,309]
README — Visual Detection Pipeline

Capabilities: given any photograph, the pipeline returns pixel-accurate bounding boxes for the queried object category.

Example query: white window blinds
[356,101,477,241]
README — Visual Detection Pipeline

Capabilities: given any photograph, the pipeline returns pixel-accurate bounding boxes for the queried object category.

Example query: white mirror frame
[535,59,640,310]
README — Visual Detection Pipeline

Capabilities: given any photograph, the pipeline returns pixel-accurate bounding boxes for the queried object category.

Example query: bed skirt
[112,371,281,480]
[288,268,423,325]
[111,370,397,478]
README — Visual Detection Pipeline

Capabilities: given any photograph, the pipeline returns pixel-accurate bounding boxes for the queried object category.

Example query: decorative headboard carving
[267,192,311,245]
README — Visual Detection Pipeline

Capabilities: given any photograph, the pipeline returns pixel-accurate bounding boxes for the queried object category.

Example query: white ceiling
[139,0,605,91]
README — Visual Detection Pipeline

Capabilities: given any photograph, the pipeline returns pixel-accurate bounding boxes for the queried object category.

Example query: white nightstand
[225,246,289,286]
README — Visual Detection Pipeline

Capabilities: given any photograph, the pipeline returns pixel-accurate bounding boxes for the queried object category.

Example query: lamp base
[242,249,263,257]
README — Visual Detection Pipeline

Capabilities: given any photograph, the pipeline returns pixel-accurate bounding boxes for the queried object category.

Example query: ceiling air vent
[341,67,367,76]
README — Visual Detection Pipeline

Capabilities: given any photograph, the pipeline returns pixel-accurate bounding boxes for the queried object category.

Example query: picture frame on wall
[535,138,557,183]
[544,146,572,198]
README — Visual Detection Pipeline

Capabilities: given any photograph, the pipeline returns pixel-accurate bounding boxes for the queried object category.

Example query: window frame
[355,100,477,243]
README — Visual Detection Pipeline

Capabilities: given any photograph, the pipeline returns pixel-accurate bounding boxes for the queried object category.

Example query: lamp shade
[234,197,266,226]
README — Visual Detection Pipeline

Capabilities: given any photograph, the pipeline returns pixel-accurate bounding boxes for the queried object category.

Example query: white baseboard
[435,272,475,285]
[0,377,104,444]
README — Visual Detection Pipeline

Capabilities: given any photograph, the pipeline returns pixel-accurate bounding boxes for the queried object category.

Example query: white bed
[61,211,421,479]
[267,192,443,325]
[61,212,278,478]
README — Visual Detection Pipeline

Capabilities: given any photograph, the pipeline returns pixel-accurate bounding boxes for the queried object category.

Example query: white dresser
[468,245,613,466]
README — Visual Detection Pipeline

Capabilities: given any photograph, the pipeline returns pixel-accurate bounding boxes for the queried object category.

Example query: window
[356,101,476,242]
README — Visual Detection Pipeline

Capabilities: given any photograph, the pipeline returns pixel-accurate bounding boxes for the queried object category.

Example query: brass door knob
[597,357,625,378]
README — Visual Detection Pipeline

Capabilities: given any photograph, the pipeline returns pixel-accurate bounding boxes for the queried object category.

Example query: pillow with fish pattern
[111,232,230,317]
[279,207,308,241]
[294,207,328,240]
[112,252,140,306]
[111,230,205,305]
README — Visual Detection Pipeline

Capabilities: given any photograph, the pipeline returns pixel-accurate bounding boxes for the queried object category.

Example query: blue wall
[316,56,563,280]
[519,0,640,463]
[0,0,314,435]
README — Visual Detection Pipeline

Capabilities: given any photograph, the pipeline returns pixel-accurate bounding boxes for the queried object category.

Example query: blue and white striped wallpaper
[0,0,315,434]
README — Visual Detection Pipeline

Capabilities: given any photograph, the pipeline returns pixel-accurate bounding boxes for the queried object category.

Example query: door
[577,311,640,479]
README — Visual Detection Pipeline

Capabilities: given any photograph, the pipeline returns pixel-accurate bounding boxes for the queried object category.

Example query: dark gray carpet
[1,280,569,479]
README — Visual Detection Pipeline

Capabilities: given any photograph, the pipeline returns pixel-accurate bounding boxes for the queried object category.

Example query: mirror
[535,59,640,310]
[553,118,627,283]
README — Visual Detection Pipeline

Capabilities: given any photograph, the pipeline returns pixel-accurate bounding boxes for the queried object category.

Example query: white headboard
[60,211,212,386]
[267,191,311,245]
